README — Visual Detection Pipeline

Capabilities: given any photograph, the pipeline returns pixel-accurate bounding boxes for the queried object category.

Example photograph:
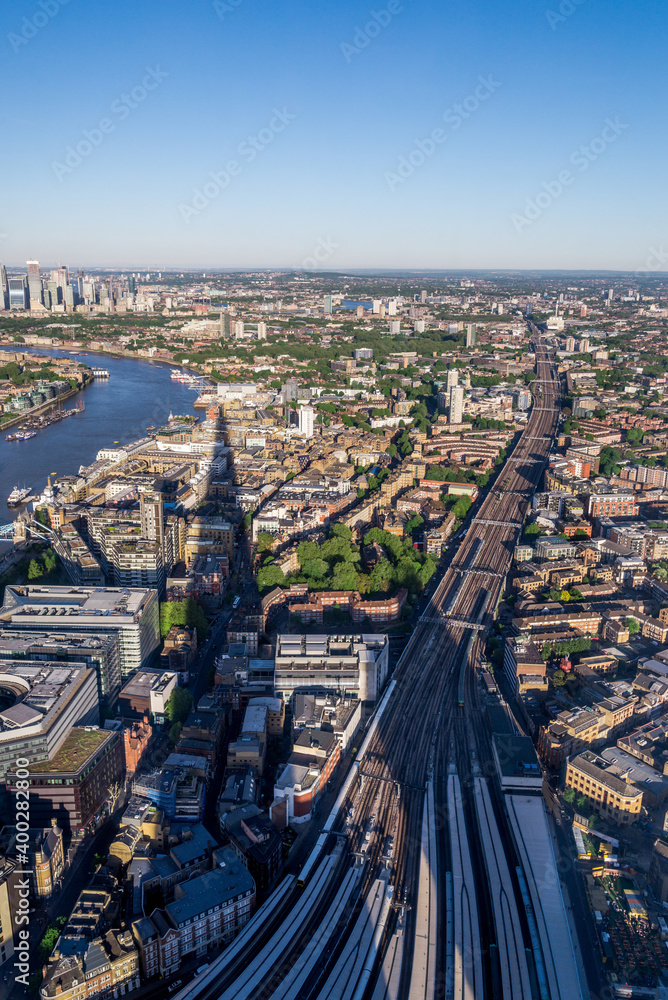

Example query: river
[0,351,201,524]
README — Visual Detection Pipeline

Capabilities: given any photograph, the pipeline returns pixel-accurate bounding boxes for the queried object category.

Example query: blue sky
[0,0,665,270]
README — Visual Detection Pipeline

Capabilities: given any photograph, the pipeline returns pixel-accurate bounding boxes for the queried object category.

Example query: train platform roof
[506,794,584,1000]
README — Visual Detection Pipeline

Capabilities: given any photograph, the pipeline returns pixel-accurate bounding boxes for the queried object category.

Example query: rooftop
[27,727,112,774]
[165,848,253,924]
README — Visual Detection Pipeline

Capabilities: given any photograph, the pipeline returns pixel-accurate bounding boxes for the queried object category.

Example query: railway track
[176,333,567,1000]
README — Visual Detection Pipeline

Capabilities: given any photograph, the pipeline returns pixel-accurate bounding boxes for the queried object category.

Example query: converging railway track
[174,330,582,1000]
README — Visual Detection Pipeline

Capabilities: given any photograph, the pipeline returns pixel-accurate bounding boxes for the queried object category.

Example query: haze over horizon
[1,0,664,271]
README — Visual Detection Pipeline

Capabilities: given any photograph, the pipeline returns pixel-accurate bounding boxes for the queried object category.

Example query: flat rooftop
[27,727,112,774]
[506,796,584,1000]
[1,585,153,623]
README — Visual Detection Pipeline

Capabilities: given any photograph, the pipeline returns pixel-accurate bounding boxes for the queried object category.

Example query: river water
[0,351,200,524]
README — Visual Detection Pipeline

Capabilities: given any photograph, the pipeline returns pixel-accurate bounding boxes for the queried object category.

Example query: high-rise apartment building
[0,266,8,310]
[465,323,476,347]
[298,406,315,439]
[449,385,464,425]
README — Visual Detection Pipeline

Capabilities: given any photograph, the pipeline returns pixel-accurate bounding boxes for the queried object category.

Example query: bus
[232,596,241,609]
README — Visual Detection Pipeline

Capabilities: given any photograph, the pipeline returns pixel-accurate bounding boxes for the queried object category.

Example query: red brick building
[124,717,153,775]
[585,493,639,518]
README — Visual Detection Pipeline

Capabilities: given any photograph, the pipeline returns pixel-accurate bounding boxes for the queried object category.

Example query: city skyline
[1,0,663,270]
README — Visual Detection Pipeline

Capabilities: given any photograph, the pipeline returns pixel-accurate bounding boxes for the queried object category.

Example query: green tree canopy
[160,599,209,641]
[257,564,288,591]
[165,687,193,724]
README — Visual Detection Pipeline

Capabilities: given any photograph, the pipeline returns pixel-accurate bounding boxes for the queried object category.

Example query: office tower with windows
[8,277,28,310]
[323,294,333,314]
[27,259,42,306]
[446,369,459,393]
[466,323,476,348]
[0,266,8,310]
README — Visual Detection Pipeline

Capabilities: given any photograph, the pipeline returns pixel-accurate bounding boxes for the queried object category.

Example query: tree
[169,722,183,744]
[404,514,424,536]
[560,590,570,602]
[165,687,193,725]
[330,523,353,542]
[256,532,274,553]
[28,559,42,580]
[257,564,287,591]
[160,599,209,641]
[563,787,576,805]
[451,496,472,521]
[626,617,640,635]
[553,669,566,687]
[301,558,330,581]
[523,522,542,537]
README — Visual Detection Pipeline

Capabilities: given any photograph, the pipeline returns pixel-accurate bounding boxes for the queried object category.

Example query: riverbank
[0,351,200,523]
[0,381,88,431]
[1,340,206,379]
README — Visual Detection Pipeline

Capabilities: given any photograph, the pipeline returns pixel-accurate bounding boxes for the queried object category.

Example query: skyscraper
[46,280,61,307]
[26,259,42,306]
[449,385,464,425]
[0,266,8,310]
[220,311,231,338]
[465,323,476,348]
[257,321,267,340]
[323,294,333,314]
[298,406,315,439]
[8,277,28,310]
[446,369,459,393]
